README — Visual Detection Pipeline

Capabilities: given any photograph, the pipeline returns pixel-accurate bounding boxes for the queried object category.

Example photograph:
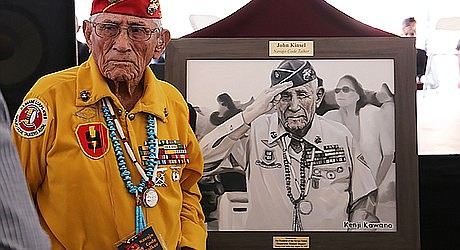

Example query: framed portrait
[165,38,419,249]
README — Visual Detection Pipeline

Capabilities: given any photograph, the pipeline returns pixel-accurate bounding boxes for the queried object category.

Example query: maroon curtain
[183,0,395,38]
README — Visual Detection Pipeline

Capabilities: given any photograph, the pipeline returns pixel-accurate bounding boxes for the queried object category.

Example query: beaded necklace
[281,137,315,231]
[101,98,159,234]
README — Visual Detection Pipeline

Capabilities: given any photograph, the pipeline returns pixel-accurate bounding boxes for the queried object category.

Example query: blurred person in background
[402,17,427,88]
[323,76,396,225]
[457,38,460,88]
[0,89,50,250]
[75,16,90,65]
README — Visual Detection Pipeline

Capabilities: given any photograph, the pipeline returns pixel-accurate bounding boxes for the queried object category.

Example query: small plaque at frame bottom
[273,236,309,249]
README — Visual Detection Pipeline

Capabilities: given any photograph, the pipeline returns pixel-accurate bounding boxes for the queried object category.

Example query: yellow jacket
[12,56,207,250]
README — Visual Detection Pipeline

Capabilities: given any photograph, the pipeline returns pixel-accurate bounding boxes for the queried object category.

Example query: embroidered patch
[14,98,48,138]
[74,105,98,119]
[255,149,282,169]
[75,123,110,159]
[263,149,275,163]
[255,159,282,169]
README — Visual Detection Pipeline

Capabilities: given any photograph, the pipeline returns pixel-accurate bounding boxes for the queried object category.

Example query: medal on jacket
[143,181,158,207]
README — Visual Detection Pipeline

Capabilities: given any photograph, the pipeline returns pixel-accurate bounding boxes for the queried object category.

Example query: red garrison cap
[91,0,162,19]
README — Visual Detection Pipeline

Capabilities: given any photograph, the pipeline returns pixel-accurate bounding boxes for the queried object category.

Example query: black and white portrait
[188,59,396,232]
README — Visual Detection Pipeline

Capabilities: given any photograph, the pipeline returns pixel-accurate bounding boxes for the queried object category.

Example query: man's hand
[242,81,293,124]
[350,209,379,223]
[349,209,380,232]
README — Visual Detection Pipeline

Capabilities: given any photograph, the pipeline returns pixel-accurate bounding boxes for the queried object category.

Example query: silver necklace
[281,136,315,231]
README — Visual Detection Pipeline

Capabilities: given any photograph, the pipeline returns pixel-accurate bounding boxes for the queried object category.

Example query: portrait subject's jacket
[200,112,377,230]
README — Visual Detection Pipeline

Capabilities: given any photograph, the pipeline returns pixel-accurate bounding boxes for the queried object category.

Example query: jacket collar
[75,55,168,122]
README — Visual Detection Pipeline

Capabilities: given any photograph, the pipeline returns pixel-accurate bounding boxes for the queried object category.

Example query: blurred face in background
[334,77,359,107]
[403,21,416,37]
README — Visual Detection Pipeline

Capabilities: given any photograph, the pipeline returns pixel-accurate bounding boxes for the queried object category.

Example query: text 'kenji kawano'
[343,221,394,230]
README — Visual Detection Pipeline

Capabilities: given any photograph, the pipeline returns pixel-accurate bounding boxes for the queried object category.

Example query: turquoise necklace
[101,98,159,234]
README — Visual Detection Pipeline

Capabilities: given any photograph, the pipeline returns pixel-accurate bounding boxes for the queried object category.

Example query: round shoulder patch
[14,98,48,138]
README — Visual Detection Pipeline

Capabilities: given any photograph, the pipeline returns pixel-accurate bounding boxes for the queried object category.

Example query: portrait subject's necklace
[281,137,315,231]
[102,98,159,234]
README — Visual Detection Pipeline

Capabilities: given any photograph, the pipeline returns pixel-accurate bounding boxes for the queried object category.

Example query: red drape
[183,0,395,38]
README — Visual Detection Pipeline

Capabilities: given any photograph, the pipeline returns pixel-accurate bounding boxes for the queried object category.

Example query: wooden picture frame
[165,38,419,250]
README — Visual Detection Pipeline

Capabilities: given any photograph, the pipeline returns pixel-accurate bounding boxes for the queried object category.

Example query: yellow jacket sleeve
[179,127,207,249]
[11,93,54,200]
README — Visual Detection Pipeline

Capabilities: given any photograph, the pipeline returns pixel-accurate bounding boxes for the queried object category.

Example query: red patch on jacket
[76,123,110,159]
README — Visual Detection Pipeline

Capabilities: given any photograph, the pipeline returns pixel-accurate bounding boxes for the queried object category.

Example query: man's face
[83,13,168,83]
[277,80,323,137]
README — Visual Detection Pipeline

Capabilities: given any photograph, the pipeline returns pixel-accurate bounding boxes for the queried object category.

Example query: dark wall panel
[0,1,76,118]
[419,155,460,250]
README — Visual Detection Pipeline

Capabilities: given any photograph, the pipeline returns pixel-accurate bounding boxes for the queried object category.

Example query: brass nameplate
[269,41,314,57]
[273,236,310,249]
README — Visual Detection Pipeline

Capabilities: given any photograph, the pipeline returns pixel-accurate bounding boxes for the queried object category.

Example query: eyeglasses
[91,22,162,41]
[334,86,356,94]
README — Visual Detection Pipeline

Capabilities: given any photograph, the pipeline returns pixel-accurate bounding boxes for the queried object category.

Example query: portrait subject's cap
[271,60,318,87]
[91,0,162,19]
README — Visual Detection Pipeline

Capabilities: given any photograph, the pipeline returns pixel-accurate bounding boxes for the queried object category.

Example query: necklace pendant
[143,187,158,208]
[299,200,313,215]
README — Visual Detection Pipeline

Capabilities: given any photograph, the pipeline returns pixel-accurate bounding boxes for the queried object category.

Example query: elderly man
[200,60,378,231]
[11,0,206,249]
